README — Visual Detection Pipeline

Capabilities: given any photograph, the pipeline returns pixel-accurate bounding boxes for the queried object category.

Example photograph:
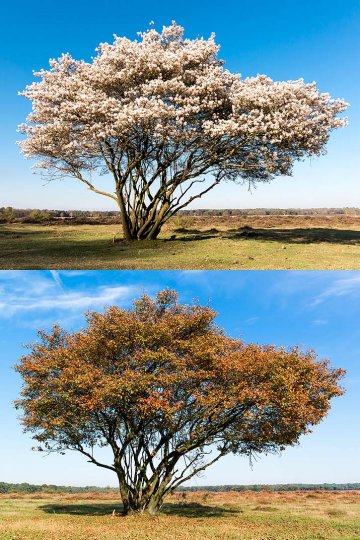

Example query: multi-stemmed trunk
[119,209,165,241]
[117,472,173,515]
[120,490,166,516]
[113,168,221,240]
[117,192,169,241]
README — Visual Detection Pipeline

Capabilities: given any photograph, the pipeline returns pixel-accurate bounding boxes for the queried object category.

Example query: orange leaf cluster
[16,289,344,457]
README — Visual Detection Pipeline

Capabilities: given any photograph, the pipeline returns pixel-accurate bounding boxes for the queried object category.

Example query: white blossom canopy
[19,22,348,239]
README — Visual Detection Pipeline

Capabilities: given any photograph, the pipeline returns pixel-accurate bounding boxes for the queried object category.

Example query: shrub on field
[0,207,16,223]
[27,209,52,223]
[168,215,195,230]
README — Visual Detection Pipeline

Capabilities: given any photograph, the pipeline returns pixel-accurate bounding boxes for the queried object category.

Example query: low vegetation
[1,214,360,269]
[0,490,359,539]
[2,482,359,494]
[2,207,360,224]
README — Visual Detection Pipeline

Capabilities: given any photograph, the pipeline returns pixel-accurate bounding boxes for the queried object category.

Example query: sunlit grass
[0,490,359,540]
[1,215,360,269]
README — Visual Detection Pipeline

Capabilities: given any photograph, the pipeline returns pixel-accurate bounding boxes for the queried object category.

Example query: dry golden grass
[1,490,359,539]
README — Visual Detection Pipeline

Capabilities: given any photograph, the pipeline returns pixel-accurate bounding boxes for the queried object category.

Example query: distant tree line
[1,207,360,225]
[178,483,360,492]
[181,208,360,217]
[0,207,120,224]
[0,482,117,494]
[1,482,359,494]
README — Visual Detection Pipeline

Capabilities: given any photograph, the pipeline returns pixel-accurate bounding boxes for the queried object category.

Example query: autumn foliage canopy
[16,290,344,514]
[19,23,348,239]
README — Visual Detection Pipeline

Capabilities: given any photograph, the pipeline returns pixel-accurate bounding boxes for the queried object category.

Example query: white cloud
[312,274,360,305]
[49,270,63,289]
[244,316,259,325]
[265,271,360,311]
[0,271,138,318]
[312,319,328,326]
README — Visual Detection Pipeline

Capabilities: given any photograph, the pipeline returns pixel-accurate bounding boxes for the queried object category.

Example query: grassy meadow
[0,490,359,540]
[1,215,360,270]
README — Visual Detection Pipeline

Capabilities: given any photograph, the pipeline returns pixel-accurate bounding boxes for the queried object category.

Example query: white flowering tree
[19,23,348,240]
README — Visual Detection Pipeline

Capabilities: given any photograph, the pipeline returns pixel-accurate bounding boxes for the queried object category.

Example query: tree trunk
[116,186,169,240]
[119,209,133,242]
[144,493,164,515]
[137,224,163,241]
[116,458,180,515]
[117,479,167,516]
[120,492,164,515]
[118,211,165,241]
[116,202,165,241]
[116,188,133,241]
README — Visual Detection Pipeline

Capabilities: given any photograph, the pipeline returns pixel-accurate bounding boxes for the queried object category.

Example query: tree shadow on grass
[40,501,237,518]
[171,226,360,245]
[2,223,359,269]
[161,502,238,518]
[2,223,360,247]
[40,502,122,516]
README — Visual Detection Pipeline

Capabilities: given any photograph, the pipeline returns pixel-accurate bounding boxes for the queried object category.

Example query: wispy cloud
[244,316,259,325]
[265,271,360,312]
[49,270,63,290]
[312,274,360,305]
[312,319,328,326]
[0,271,138,318]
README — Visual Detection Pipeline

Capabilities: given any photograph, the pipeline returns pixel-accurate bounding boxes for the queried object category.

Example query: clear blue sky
[0,0,359,210]
[0,270,359,487]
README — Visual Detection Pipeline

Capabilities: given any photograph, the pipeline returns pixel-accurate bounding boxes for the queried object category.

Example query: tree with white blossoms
[19,22,348,240]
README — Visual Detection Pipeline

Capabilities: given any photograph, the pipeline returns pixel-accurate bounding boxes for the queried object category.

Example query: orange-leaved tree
[15,290,344,515]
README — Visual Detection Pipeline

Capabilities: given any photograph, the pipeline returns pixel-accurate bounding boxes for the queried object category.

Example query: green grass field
[1,215,360,269]
[0,491,359,540]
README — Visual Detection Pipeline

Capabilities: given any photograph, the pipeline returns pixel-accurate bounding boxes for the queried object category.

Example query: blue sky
[0,270,359,487]
[0,0,359,210]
